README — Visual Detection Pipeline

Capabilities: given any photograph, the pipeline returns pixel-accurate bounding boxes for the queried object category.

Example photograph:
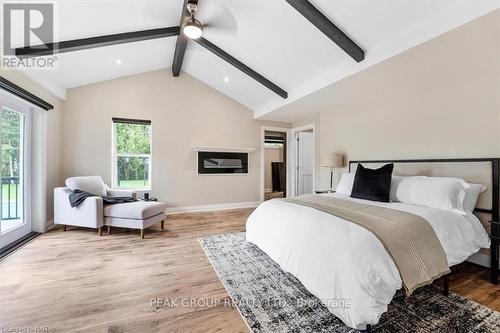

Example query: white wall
[62,69,289,210]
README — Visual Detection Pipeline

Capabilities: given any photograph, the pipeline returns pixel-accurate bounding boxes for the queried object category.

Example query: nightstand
[315,190,335,194]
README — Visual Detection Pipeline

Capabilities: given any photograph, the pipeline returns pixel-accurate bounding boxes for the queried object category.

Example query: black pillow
[350,163,394,202]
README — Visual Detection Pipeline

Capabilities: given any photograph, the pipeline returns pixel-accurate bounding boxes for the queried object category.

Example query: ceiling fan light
[183,19,203,39]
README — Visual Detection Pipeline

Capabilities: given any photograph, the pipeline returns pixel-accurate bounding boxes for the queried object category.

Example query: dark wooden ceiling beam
[0,76,53,110]
[195,37,287,99]
[15,27,180,58]
[285,0,364,62]
[172,0,195,77]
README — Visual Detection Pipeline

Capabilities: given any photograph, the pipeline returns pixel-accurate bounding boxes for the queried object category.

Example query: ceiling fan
[15,0,365,101]
[183,1,204,39]
[177,0,238,39]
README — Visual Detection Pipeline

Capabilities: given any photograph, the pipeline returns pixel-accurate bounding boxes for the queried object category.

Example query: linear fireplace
[197,151,249,174]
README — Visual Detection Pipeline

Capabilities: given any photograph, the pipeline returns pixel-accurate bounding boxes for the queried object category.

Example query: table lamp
[321,153,343,192]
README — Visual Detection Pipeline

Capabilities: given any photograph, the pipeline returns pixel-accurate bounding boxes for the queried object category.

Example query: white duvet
[245,193,490,330]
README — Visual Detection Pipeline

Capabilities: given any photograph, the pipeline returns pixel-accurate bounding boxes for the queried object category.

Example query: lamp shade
[183,18,203,39]
[321,153,343,168]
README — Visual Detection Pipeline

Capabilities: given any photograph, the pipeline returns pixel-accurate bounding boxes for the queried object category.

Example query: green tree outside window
[114,122,151,189]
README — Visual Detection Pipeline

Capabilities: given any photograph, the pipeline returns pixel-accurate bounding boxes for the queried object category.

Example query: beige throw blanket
[284,194,450,295]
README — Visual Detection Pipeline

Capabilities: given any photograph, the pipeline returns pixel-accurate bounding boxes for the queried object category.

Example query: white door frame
[260,126,291,202]
[290,124,315,197]
[0,91,33,248]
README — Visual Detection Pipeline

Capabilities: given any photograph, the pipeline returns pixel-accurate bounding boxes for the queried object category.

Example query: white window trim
[111,120,152,191]
[0,90,36,245]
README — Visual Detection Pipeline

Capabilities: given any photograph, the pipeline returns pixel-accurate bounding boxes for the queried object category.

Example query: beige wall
[62,69,289,209]
[0,70,63,230]
[308,10,500,188]
[264,147,283,190]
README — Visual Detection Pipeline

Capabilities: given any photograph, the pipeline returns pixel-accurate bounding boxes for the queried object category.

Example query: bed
[246,158,499,330]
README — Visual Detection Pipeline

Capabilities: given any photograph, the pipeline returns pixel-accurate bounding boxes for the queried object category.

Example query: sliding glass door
[0,98,32,249]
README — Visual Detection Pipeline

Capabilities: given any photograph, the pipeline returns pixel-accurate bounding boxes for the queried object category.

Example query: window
[112,118,152,189]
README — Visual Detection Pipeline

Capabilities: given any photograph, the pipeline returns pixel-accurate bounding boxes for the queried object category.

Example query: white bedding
[245,193,490,330]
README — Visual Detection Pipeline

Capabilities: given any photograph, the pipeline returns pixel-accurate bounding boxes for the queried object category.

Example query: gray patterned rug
[199,232,500,333]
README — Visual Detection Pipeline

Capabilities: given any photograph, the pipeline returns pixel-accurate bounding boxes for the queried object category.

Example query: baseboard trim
[166,201,260,215]
[46,219,55,232]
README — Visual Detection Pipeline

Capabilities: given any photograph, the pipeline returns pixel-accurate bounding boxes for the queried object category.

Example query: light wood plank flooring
[0,208,498,332]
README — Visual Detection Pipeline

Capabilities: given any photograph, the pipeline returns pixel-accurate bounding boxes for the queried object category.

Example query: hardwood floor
[0,208,498,332]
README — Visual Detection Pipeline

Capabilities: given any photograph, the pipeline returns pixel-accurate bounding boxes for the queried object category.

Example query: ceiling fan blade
[198,1,237,36]
[203,22,237,36]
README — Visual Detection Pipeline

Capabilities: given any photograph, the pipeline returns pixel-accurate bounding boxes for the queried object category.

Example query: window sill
[113,188,151,192]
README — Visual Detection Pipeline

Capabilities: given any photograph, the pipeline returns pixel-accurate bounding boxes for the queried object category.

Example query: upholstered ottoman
[104,201,167,239]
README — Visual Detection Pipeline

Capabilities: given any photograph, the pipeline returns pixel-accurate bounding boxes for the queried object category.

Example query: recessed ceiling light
[115,59,123,65]
[224,77,229,83]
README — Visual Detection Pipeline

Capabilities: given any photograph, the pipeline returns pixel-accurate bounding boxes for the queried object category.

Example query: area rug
[199,232,500,333]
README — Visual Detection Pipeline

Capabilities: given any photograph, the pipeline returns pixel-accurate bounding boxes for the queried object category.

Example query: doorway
[291,125,315,196]
[0,93,32,249]
[260,127,290,202]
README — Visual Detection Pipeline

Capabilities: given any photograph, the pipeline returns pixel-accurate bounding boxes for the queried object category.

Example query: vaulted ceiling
[15,0,499,118]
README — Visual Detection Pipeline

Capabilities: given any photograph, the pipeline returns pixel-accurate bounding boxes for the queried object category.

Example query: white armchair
[54,187,104,233]
[54,176,136,235]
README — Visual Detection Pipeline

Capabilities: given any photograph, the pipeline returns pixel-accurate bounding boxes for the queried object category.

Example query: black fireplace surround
[198,151,248,174]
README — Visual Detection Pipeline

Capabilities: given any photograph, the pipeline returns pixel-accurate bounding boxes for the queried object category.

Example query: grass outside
[2,180,148,200]
[3,181,148,200]
[1,183,21,219]
[118,179,150,189]
[2,183,19,202]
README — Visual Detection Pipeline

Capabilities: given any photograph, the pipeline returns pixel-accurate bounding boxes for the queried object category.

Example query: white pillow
[463,183,487,213]
[65,176,107,197]
[336,173,355,195]
[390,176,426,202]
[391,176,469,215]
